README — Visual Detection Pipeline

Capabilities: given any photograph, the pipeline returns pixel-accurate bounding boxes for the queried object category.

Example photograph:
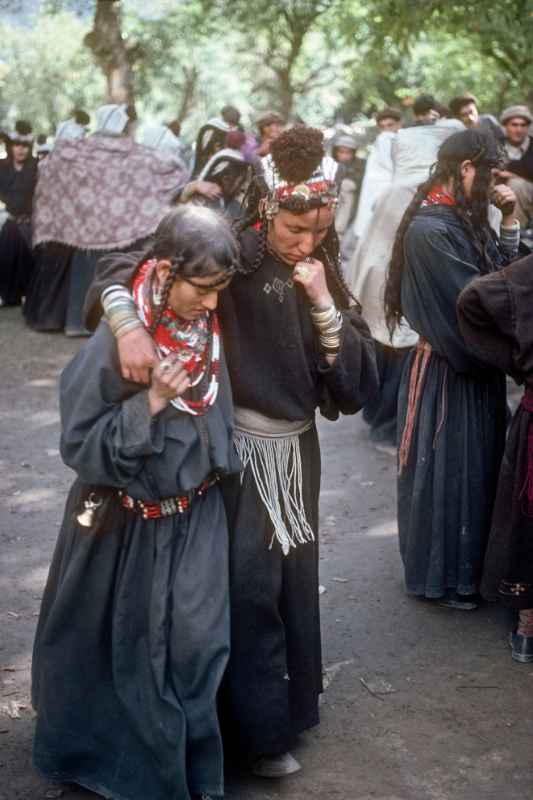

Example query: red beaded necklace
[133,260,221,416]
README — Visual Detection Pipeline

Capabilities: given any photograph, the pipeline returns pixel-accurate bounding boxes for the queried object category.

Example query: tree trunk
[176,66,199,125]
[84,0,135,106]
[278,74,294,120]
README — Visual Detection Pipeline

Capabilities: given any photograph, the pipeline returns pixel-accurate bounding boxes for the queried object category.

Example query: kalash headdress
[259,126,338,220]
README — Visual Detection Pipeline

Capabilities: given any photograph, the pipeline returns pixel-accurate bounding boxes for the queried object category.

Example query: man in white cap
[496,104,533,228]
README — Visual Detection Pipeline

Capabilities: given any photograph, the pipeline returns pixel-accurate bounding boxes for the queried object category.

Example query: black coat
[397,206,508,598]
[458,253,533,607]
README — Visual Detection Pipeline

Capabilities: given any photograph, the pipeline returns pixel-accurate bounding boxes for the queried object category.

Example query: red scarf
[421,186,456,208]
[132,260,221,416]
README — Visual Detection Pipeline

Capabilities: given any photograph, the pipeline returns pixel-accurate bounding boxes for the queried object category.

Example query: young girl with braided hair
[383,129,520,610]
[84,125,378,778]
[32,206,241,800]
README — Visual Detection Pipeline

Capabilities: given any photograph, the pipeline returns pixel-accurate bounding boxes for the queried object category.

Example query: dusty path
[1,307,532,800]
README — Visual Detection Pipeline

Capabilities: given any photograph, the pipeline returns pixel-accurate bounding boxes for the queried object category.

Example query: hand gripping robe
[32,320,240,800]
[396,203,517,598]
[457,253,533,607]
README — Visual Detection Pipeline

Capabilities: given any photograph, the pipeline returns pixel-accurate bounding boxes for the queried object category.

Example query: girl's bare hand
[148,356,191,415]
[293,258,333,309]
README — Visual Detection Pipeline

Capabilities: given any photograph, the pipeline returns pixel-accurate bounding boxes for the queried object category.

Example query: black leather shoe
[509,630,533,663]
[437,591,479,611]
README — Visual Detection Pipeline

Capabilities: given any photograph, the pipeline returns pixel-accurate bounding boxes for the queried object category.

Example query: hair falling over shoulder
[384,131,502,338]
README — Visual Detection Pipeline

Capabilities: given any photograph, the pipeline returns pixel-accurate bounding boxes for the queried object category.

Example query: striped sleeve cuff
[500,220,520,257]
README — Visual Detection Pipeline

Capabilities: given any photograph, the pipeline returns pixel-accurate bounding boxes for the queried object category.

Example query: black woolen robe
[397,206,508,598]
[83,231,378,758]
[458,253,533,608]
[0,157,37,304]
[24,242,74,331]
[32,322,241,800]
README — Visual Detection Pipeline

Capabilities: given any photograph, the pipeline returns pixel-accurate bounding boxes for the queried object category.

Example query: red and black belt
[119,474,219,520]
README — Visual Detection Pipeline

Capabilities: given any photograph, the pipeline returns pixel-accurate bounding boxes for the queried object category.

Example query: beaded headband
[259,154,338,219]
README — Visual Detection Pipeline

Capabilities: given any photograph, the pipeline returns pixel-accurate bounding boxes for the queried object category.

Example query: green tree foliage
[1,0,532,138]
[202,0,343,118]
[340,0,533,111]
[0,10,105,134]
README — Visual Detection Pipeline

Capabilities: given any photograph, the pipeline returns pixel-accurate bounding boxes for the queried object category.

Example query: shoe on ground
[509,630,533,663]
[252,751,301,778]
[373,442,397,458]
[437,590,478,611]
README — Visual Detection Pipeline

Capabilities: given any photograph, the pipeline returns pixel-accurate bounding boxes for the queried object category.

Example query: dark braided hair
[384,128,504,336]
[148,257,184,334]
[319,225,360,311]
[232,126,355,308]
[132,205,239,333]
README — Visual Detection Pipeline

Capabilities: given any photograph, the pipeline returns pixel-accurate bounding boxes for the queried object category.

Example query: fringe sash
[398,339,432,475]
[233,407,315,556]
[398,338,450,475]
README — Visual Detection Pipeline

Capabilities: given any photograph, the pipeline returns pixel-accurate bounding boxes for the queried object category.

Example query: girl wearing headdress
[384,129,520,610]
[32,206,241,800]
[84,126,378,777]
[0,120,37,306]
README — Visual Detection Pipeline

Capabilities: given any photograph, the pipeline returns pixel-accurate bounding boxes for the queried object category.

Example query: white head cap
[141,124,182,155]
[95,104,130,136]
[55,119,87,141]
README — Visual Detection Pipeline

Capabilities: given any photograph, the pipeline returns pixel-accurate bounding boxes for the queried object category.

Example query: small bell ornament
[77,493,103,528]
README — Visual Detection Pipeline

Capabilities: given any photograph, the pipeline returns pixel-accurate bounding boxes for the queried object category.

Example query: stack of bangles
[310,304,343,356]
[102,285,143,338]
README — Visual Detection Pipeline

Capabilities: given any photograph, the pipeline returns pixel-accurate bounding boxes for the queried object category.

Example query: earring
[153,282,163,305]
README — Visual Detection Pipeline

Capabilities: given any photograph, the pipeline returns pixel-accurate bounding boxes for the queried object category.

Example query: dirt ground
[1,306,532,800]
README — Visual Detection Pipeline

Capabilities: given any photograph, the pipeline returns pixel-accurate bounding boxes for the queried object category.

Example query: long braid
[148,258,183,335]
[244,221,268,274]
[384,157,497,337]
[451,165,495,273]
[320,226,359,311]
[384,174,435,336]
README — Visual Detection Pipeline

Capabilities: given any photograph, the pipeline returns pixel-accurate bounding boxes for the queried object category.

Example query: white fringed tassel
[234,429,315,556]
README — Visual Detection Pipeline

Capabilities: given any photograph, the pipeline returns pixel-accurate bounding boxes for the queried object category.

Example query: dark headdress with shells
[259,127,338,219]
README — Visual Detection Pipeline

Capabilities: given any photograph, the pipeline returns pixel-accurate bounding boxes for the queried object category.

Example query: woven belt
[119,474,219,520]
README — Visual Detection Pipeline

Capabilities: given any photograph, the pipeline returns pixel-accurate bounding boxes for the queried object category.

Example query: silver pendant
[77,493,103,528]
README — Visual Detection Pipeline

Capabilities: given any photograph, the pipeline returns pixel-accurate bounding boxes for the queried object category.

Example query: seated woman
[32,205,241,800]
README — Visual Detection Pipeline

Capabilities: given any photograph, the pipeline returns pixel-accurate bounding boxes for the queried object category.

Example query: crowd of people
[1,90,533,800]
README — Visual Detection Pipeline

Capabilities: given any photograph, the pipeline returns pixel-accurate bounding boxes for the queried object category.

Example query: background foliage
[1,0,532,141]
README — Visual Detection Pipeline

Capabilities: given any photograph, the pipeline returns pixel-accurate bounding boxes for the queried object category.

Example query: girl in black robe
[458,253,533,662]
[0,122,37,305]
[32,206,241,800]
[83,126,378,778]
[384,129,520,609]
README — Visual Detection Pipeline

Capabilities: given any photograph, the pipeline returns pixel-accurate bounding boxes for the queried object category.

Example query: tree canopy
[1,0,532,139]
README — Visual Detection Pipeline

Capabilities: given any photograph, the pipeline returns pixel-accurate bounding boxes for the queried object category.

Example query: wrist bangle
[115,319,144,339]
[311,303,343,356]
[102,286,143,339]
